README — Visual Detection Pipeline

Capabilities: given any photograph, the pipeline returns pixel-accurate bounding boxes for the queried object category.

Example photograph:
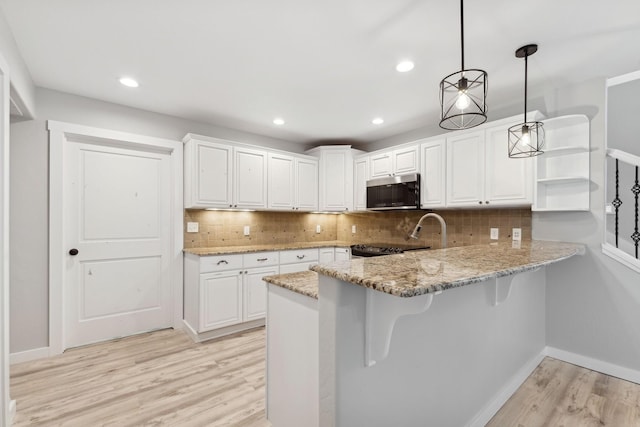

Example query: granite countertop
[263,270,319,299]
[309,240,585,298]
[184,240,354,256]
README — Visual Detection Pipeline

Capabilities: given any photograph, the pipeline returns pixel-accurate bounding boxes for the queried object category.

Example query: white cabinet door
[296,157,319,211]
[370,152,393,178]
[185,139,233,209]
[354,156,369,211]
[446,131,486,207]
[319,247,334,263]
[200,270,243,332]
[311,147,354,212]
[485,124,532,206]
[268,153,295,210]
[279,262,316,274]
[420,138,446,209]
[244,266,277,321]
[234,147,267,209]
[393,145,420,175]
[334,247,351,261]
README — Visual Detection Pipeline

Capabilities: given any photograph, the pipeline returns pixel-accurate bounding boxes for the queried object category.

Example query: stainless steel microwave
[366,173,420,211]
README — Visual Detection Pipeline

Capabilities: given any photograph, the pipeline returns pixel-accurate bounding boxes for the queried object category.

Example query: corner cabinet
[183,134,267,209]
[307,146,361,212]
[533,115,590,211]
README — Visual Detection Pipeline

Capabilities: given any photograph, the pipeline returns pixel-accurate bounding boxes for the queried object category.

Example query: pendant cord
[524,53,528,123]
[460,0,464,71]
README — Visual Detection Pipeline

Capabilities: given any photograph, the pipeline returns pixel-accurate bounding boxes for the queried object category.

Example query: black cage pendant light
[439,0,488,130]
[508,44,544,158]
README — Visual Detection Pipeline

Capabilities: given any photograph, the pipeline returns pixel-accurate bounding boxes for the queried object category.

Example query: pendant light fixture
[439,0,488,130]
[508,44,544,158]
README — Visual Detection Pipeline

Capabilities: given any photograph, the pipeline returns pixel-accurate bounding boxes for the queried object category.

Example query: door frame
[48,121,183,355]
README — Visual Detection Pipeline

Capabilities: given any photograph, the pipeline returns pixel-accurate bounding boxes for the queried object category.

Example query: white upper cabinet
[446,130,486,207]
[354,155,369,211]
[370,144,420,178]
[295,157,319,211]
[233,146,268,209]
[484,123,533,206]
[420,137,446,209]
[445,116,536,208]
[307,146,359,212]
[184,136,233,209]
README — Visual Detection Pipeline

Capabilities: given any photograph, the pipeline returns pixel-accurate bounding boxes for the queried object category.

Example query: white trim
[467,352,546,427]
[48,121,183,355]
[607,70,640,87]
[0,52,11,426]
[8,399,15,425]
[181,319,265,343]
[10,347,51,365]
[602,243,640,274]
[544,346,640,385]
[607,148,640,168]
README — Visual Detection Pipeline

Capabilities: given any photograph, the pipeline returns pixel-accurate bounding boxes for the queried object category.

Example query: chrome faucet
[409,213,447,249]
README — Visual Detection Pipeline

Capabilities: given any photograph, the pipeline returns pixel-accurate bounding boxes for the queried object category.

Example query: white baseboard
[544,346,640,384]
[9,399,16,424]
[10,346,50,365]
[467,351,546,427]
[181,319,265,343]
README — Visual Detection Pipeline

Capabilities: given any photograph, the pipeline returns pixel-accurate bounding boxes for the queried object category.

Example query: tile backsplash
[184,208,531,249]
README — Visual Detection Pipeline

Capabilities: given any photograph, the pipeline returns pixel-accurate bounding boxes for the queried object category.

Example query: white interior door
[63,140,173,349]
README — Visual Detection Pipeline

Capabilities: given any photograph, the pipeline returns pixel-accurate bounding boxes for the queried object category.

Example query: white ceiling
[1,0,640,144]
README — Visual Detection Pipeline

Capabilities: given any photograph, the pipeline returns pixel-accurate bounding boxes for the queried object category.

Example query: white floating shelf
[537,176,589,185]
[542,146,588,158]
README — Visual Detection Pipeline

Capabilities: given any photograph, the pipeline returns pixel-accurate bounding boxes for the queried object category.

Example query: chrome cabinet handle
[296,255,305,259]
[217,260,228,265]
[257,258,268,262]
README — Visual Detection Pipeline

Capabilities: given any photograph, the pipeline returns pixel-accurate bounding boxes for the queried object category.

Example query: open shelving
[533,114,590,211]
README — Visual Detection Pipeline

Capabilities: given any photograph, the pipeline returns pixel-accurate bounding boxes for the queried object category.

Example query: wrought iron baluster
[632,166,640,259]
[612,159,622,248]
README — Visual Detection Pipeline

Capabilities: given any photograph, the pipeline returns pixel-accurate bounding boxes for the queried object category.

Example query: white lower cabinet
[184,251,278,341]
[279,248,320,273]
[334,247,350,261]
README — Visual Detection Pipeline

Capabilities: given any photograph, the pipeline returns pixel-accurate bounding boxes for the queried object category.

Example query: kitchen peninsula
[264,240,584,427]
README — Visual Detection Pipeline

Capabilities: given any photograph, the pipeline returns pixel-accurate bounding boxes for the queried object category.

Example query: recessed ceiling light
[119,77,139,88]
[372,118,384,125]
[273,118,285,125]
[396,61,415,73]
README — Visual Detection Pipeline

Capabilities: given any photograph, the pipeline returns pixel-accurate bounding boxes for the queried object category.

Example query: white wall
[0,8,35,118]
[534,77,640,371]
[9,87,306,353]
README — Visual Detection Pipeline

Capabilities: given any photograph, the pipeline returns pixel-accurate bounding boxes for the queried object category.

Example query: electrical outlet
[351,225,357,234]
[187,222,199,233]
[490,228,499,240]
[243,225,250,236]
[512,228,522,241]
[316,224,321,234]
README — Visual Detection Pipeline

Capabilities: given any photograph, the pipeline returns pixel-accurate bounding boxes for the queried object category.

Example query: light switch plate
[316,225,321,234]
[187,222,199,233]
[490,228,499,240]
[243,225,250,236]
[352,225,357,234]
[512,228,522,241]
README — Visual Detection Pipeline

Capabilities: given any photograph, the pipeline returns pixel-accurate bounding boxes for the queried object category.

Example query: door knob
[69,248,79,256]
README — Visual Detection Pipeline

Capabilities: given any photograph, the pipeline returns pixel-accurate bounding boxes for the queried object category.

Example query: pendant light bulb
[455,91,471,110]
[520,125,531,147]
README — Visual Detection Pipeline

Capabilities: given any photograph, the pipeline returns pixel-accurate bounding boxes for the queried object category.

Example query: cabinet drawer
[199,254,243,273]
[280,248,319,264]
[243,251,279,268]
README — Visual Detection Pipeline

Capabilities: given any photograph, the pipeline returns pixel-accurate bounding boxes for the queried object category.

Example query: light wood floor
[11,328,640,427]
[10,327,270,427]
[488,357,640,426]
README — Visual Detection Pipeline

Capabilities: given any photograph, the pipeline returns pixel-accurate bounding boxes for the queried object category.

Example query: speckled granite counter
[263,271,319,299]
[310,240,584,298]
[184,240,353,256]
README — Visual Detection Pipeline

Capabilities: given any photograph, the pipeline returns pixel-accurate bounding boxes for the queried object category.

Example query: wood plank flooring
[11,327,640,426]
[10,327,270,427]
[488,357,640,426]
